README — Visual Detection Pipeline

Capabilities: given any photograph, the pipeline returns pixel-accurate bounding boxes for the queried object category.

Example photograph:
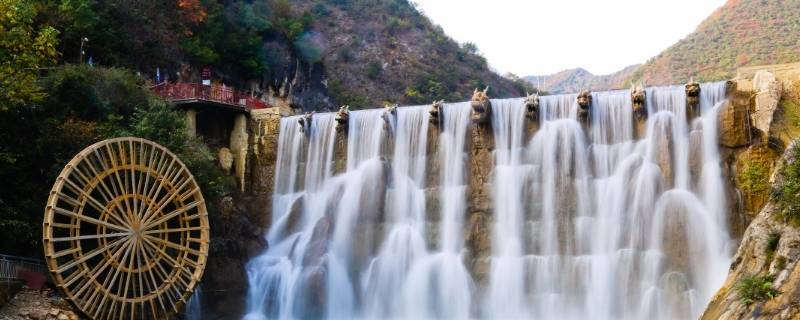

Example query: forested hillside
[631,0,800,85]
[27,0,529,110]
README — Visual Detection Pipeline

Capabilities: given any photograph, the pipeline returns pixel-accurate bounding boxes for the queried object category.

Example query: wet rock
[303,216,332,267]
[657,129,674,188]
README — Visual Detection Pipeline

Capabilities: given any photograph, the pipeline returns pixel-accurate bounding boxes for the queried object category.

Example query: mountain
[524,65,639,94]
[631,0,800,85]
[527,0,800,92]
[35,0,528,111]
[292,0,528,108]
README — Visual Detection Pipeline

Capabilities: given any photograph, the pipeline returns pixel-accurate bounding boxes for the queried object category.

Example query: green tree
[0,0,59,111]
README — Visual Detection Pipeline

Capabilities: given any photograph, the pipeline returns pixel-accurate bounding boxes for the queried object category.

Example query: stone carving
[685,78,701,118]
[524,92,540,122]
[298,112,314,133]
[577,89,592,124]
[382,104,397,128]
[471,87,492,124]
[429,100,444,124]
[631,82,647,121]
[335,105,350,131]
[725,79,737,95]
[218,147,234,172]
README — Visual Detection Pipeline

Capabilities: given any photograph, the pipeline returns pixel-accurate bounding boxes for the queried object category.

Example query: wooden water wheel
[43,137,209,319]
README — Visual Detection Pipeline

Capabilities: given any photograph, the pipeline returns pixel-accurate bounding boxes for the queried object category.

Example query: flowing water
[245,83,733,319]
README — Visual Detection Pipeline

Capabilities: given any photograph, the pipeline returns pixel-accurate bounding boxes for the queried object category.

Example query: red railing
[151,82,269,110]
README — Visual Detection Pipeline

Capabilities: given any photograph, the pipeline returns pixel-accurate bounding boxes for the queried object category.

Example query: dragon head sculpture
[524,92,540,122]
[471,87,492,124]
[429,100,444,124]
[631,82,647,121]
[335,105,350,131]
[577,89,592,124]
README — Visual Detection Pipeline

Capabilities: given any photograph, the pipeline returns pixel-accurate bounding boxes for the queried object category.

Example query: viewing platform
[151,82,271,112]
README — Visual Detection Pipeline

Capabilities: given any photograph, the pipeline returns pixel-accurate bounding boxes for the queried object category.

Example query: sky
[413,0,727,76]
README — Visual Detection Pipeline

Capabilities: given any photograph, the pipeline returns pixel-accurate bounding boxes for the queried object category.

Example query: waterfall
[245,82,733,319]
[186,286,202,320]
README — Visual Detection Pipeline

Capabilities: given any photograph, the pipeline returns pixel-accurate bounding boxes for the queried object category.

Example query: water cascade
[245,82,733,319]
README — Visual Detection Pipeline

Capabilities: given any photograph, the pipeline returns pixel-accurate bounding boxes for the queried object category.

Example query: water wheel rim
[43,137,209,320]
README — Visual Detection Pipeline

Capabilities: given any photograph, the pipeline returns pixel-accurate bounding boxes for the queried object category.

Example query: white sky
[413,0,727,76]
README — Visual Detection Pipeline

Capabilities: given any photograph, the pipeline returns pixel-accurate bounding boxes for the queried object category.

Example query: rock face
[734,144,781,219]
[719,90,752,148]
[702,160,800,319]
[751,70,783,142]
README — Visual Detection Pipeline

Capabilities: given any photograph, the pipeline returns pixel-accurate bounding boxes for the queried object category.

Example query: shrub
[776,147,800,225]
[765,232,781,261]
[366,61,382,79]
[735,274,780,305]
[739,160,769,193]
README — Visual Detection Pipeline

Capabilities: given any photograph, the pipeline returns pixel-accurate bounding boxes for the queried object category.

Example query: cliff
[704,66,800,319]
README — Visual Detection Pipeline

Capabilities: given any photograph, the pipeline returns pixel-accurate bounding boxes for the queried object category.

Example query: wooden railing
[151,82,270,110]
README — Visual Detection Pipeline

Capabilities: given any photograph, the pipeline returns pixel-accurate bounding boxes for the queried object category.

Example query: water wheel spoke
[56,235,129,275]
[136,240,169,313]
[143,234,204,257]
[140,166,190,226]
[72,156,132,228]
[140,241,182,311]
[142,226,204,235]
[134,143,160,219]
[143,199,202,231]
[137,160,179,226]
[132,150,172,226]
[140,238,195,286]
[51,232,130,242]
[51,206,129,233]
[88,239,136,319]
[62,235,129,289]
[60,178,130,229]
[108,142,136,225]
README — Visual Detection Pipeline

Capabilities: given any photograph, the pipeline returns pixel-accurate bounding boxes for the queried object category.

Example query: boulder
[751,70,782,141]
